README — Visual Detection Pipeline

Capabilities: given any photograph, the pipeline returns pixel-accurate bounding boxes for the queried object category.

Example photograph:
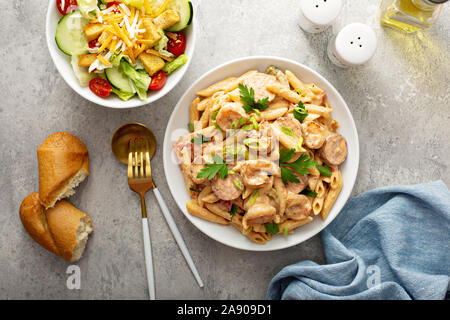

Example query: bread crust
[37,132,89,208]
[19,193,93,262]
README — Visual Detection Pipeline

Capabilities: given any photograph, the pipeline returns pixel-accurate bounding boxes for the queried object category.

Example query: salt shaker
[299,0,343,33]
[327,23,377,68]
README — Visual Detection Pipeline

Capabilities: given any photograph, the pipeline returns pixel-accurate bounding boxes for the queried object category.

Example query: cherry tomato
[167,32,186,57]
[148,70,167,91]
[56,0,78,15]
[88,39,100,49]
[106,1,121,13]
[89,78,112,98]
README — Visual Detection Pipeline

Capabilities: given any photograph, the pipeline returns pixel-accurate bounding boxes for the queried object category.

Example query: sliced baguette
[37,132,89,209]
[19,193,93,262]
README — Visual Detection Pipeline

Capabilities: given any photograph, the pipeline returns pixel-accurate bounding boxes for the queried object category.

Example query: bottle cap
[299,0,343,33]
[328,23,377,67]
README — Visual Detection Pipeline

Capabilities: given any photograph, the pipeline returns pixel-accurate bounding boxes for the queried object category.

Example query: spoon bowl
[111,122,156,164]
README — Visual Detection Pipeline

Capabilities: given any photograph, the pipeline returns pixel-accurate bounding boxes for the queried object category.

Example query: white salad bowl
[163,56,359,251]
[45,1,196,109]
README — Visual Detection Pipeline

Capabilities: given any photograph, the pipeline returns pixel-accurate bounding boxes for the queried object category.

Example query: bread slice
[20,193,93,262]
[37,132,89,209]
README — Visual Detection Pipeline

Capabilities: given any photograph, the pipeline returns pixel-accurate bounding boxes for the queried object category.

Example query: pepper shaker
[299,0,343,33]
[327,23,377,68]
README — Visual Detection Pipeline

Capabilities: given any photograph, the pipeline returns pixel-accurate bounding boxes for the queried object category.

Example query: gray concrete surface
[1,0,449,299]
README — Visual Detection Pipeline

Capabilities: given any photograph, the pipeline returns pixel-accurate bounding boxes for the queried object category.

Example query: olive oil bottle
[380,0,448,33]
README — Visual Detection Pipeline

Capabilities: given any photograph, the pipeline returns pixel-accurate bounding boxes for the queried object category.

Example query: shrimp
[236,121,274,157]
[215,102,247,130]
[243,194,276,227]
[234,159,281,188]
[241,72,278,102]
[285,194,312,220]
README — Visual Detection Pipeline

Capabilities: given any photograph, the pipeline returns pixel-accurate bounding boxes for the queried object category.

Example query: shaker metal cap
[300,0,343,27]
[334,23,377,66]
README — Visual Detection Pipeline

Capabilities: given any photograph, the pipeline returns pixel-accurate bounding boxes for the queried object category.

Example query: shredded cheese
[97,55,111,66]
[119,3,131,16]
[152,0,171,17]
[98,34,114,53]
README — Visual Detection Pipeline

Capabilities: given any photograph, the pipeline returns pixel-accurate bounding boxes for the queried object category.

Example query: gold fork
[128,137,155,300]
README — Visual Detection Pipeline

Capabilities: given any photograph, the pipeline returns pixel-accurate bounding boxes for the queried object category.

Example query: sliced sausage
[286,172,309,194]
[302,121,326,149]
[211,174,244,201]
[285,194,312,220]
[319,133,348,166]
[190,164,208,184]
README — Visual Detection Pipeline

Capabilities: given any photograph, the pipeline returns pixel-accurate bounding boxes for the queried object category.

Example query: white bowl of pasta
[163,56,359,251]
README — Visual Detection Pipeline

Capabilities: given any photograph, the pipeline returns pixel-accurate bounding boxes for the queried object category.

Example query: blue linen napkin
[267,181,450,300]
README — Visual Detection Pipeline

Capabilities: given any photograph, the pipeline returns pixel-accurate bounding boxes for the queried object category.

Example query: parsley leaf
[189,186,202,193]
[264,222,279,235]
[191,134,211,146]
[280,166,299,185]
[279,148,296,163]
[316,164,332,177]
[239,84,269,113]
[279,148,318,185]
[255,97,269,110]
[301,188,318,197]
[229,204,238,221]
[293,101,308,123]
[197,155,228,180]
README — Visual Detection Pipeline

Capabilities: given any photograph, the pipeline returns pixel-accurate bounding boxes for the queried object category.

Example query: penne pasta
[314,179,326,199]
[305,104,332,118]
[175,68,348,244]
[321,171,343,220]
[312,196,324,216]
[190,97,200,123]
[266,83,301,104]
[205,203,231,221]
[278,217,313,232]
[197,97,212,111]
[197,185,212,207]
[196,77,239,97]
[186,200,230,225]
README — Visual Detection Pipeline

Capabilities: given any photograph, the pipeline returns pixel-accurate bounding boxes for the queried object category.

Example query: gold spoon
[111,123,204,294]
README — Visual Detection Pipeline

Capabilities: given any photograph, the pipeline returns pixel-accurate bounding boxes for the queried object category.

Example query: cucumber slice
[166,0,193,32]
[105,66,134,93]
[55,11,89,56]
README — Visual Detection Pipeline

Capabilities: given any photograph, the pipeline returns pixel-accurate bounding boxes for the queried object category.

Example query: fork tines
[128,137,152,181]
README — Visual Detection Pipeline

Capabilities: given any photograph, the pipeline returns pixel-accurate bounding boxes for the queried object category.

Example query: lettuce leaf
[77,0,98,18]
[111,88,135,101]
[123,0,145,10]
[71,54,94,86]
[120,60,150,101]
[154,30,175,58]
